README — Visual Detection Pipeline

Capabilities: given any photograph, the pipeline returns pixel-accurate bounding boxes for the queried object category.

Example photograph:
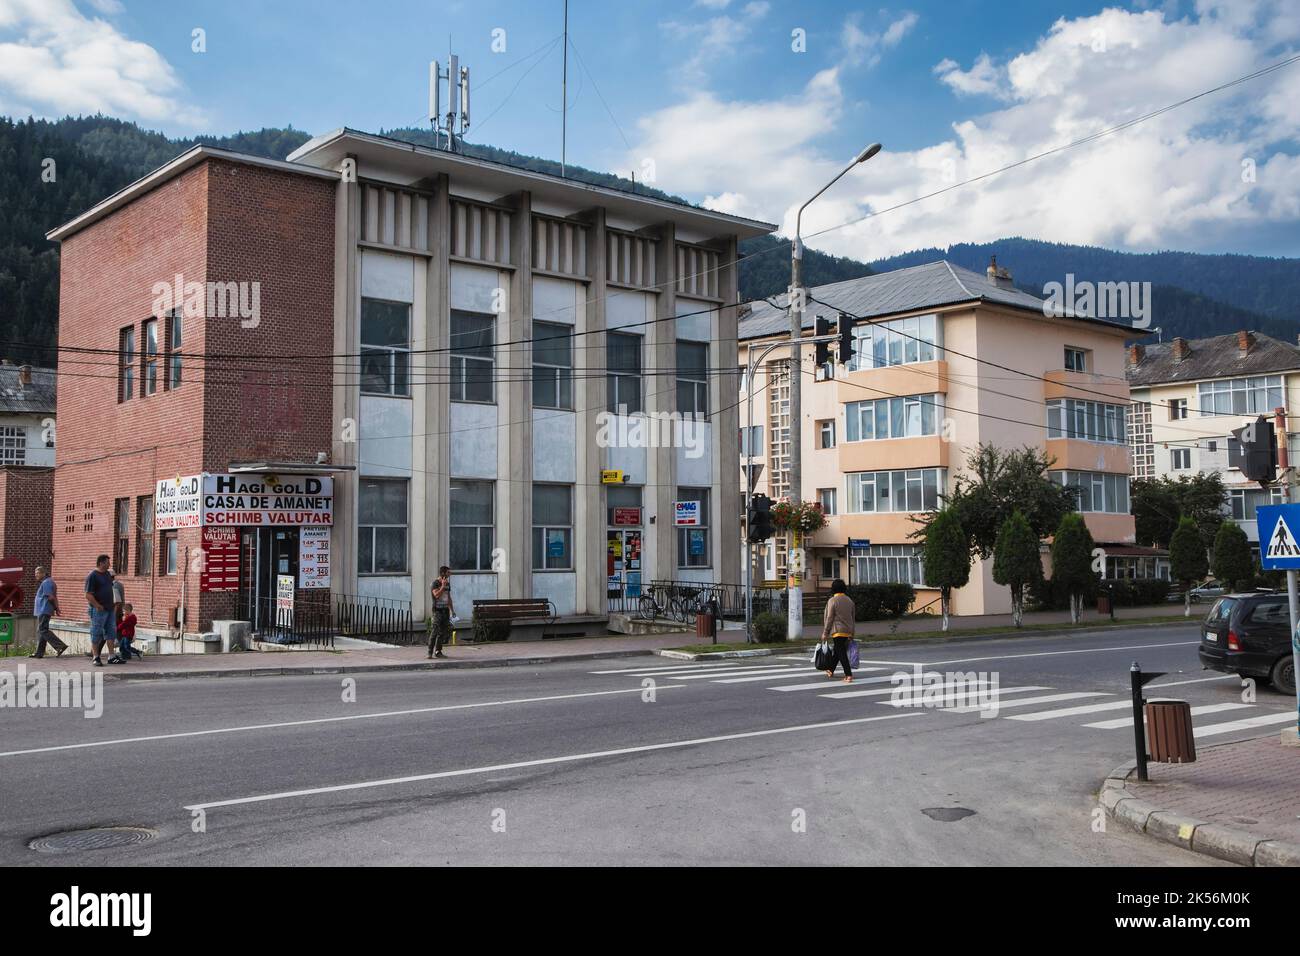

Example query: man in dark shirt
[84,554,115,667]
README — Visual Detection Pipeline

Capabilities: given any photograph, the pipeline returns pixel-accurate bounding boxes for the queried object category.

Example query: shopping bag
[847,639,860,669]
[812,640,833,670]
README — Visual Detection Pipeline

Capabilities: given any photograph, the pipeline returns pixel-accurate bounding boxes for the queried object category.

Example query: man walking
[85,554,116,667]
[29,566,67,658]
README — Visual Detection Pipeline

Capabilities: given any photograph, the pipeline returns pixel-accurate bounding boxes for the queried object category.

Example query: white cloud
[630,5,1300,261]
[0,0,205,127]
[660,0,771,88]
[843,11,918,68]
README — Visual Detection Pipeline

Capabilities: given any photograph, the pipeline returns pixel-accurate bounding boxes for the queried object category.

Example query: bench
[472,598,557,628]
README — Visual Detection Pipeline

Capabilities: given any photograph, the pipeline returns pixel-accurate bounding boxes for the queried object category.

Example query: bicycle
[638,584,691,623]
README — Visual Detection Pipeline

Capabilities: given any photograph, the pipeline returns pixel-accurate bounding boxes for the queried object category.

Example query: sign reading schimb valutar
[156,473,333,527]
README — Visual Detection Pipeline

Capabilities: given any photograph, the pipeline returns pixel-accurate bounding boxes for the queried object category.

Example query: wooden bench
[472,598,558,628]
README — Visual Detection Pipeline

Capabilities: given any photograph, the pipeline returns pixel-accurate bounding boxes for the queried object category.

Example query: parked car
[1198,593,1297,695]
[1188,580,1227,604]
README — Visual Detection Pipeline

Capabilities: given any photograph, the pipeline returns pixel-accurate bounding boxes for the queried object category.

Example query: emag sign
[203,474,333,526]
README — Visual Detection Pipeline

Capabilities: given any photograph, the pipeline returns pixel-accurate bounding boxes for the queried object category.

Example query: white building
[0,363,56,468]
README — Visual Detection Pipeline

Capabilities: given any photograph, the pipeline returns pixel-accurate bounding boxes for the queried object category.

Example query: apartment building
[1126,331,1300,554]
[45,131,771,640]
[739,260,1138,616]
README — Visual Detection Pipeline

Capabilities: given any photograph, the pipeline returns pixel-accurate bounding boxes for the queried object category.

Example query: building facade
[0,363,56,613]
[739,260,1138,616]
[1126,331,1300,555]
[46,134,770,639]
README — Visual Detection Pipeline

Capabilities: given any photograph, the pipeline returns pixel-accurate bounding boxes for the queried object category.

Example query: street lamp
[785,142,882,641]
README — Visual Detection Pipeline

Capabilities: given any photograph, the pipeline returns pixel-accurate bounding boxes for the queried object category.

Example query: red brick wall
[51,158,336,630]
[0,467,54,614]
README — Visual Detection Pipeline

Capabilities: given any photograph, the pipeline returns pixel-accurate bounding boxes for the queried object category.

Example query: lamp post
[786,142,881,640]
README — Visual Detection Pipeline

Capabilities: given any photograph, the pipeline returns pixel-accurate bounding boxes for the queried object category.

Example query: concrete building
[44,132,771,643]
[1126,331,1300,556]
[738,260,1139,616]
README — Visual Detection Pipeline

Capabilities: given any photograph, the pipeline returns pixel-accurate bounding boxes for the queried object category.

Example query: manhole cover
[29,827,157,853]
[921,807,976,822]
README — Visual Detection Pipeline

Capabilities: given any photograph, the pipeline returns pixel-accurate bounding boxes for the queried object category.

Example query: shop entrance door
[606,528,643,610]
[239,527,299,632]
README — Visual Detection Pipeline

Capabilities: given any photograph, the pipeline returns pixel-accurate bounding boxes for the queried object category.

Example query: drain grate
[29,826,158,853]
[921,807,976,822]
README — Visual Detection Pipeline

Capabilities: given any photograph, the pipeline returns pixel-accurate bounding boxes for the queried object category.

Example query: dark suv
[1198,593,1297,695]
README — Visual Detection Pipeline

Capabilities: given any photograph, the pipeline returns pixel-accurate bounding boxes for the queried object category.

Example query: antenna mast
[429,54,471,152]
[561,0,568,177]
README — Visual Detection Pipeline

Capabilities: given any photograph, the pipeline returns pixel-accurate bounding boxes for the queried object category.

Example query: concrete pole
[787,247,803,640]
[1277,407,1300,737]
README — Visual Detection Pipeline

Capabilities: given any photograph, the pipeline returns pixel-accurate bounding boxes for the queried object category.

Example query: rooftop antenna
[428,54,471,152]
[561,0,568,177]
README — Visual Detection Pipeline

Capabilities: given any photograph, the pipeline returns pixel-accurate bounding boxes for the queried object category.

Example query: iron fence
[242,593,416,649]
[611,580,786,623]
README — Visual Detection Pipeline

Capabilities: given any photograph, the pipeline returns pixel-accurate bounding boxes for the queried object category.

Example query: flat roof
[288,127,776,240]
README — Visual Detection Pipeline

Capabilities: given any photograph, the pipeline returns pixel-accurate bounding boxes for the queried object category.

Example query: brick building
[46,135,770,641]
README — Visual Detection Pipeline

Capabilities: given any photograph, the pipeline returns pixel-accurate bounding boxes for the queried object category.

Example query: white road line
[1083,703,1254,730]
[664,666,800,681]
[1006,699,1137,721]
[0,686,685,759]
[183,711,925,811]
[773,674,920,692]
[824,681,1047,701]
[590,662,734,675]
[944,692,1111,715]
[1192,711,1296,737]
[714,667,889,684]
[875,686,1054,707]
[1145,675,1240,689]
[867,640,1198,668]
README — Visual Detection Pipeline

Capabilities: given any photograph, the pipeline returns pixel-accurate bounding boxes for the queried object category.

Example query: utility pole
[1276,407,1300,737]
[560,0,568,178]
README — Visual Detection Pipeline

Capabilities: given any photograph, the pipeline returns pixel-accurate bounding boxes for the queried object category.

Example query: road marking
[772,673,918,692]
[590,662,735,675]
[663,666,800,681]
[1145,675,1240,689]
[183,711,924,811]
[1006,699,1138,721]
[1083,703,1254,729]
[881,640,1197,668]
[825,681,1048,701]
[1191,711,1297,737]
[714,667,889,684]
[943,692,1110,714]
[876,686,1053,707]
[0,686,685,759]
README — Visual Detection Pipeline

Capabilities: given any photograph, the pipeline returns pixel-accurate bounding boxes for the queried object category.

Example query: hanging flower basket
[770,500,828,535]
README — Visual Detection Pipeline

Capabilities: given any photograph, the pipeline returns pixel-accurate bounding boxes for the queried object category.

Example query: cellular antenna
[429,55,471,151]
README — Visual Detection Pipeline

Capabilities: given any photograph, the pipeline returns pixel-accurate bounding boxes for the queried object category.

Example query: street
[2,623,1293,866]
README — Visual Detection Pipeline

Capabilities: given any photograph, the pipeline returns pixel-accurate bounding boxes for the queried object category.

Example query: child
[111,603,141,663]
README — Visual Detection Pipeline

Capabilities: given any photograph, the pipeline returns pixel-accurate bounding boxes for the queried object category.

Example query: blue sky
[3,0,1299,258]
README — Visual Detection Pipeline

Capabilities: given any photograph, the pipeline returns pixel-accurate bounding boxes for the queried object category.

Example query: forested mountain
[2,115,1298,365]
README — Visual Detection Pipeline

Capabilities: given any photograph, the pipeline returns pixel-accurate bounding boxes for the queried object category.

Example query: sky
[1,0,1299,260]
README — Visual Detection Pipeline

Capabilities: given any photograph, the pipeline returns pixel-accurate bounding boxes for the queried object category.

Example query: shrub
[471,618,511,643]
[753,611,785,644]
[843,583,914,621]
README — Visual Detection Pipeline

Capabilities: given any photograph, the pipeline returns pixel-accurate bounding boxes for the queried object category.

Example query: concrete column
[576,209,607,615]
[649,223,677,581]
[331,157,360,599]
[714,235,741,585]
[420,173,451,619]
[503,192,533,599]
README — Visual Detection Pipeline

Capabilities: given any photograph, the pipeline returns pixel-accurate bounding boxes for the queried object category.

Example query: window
[607,332,642,413]
[846,469,943,513]
[1064,347,1088,372]
[358,479,408,574]
[162,531,178,575]
[817,488,837,515]
[0,426,25,466]
[143,319,158,396]
[449,480,494,571]
[166,311,183,389]
[607,485,643,525]
[676,487,711,568]
[118,327,136,402]
[114,498,130,573]
[532,321,573,409]
[136,495,154,576]
[846,314,939,372]
[845,395,941,442]
[1046,399,1127,444]
[360,298,412,396]
[1207,440,1217,453]
[1197,376,1283,417]
[1054,471,1131,514]
[676,341,709,417]
[449,311,495,402]
[1171,447,1192,470]
[1230,487,1284,521]
[1168,398,1188,420]
[532,484,573,570]
[818,420,836,449]
[821,557,841,579]
[850,543,927,586]
[740,425,764,458]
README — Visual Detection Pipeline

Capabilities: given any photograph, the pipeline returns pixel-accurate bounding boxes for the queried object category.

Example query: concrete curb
[93,647,662,682]
[1100,759,1300,867]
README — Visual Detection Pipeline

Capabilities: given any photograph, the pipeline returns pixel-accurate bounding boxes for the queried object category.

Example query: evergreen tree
[1050,512,1096,624]
[992,510,1043,627]
[1211,521,1253,592]
[919,506,970,632]
[1169,516,1209,617]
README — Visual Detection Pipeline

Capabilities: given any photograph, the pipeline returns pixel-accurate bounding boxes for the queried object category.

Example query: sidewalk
[1101,734,1300,866]
[1,632,716,681]
[798,601,1187,641]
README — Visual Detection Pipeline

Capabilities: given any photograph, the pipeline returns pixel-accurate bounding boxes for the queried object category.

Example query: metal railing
[621,580,786,623]
[242,593,416,649]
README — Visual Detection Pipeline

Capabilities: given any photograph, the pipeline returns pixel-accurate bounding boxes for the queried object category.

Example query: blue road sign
[1256,504,1300,570]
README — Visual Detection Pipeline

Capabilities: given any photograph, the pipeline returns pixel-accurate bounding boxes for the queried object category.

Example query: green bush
[1030,577,1171,611]
[843,583,914,621]
[471,618,511,643]
[752,612,785,644]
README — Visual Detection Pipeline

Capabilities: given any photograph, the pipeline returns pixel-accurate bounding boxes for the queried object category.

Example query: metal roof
[1125,332,1300,386]
[738,260,1133,339]
[0,365,56,416]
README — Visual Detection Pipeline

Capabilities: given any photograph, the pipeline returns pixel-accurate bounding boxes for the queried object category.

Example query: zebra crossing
[588,658,1297,740]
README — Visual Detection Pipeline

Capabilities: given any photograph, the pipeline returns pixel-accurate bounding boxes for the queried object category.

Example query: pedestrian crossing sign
[1256,504,1300,569]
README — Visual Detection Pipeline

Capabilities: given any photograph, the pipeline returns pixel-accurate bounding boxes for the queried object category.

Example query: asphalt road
[1,622,1293,866]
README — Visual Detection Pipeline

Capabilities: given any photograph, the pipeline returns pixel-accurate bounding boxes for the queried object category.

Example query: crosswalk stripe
[823,681,1042,702]
[1005,699,1136,721]
[1083,703,1254,729]
[714,667,888,684]
[1192,711,1296,737]
[771,673,914,692]
[590,662,735,675]
[943,692,1110,715]
[872,686,1053,706]
[663,666,801,681]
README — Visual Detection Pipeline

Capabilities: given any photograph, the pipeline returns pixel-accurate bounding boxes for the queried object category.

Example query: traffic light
[1229,416,1277,483]
[837,312,856,364]
[748,493,774,543]
[814,316,832,368]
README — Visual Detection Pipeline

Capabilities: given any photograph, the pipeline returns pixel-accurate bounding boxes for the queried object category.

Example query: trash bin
[1096,593,1112,615]
[1146,699,1196,763]
[696,612,715,638]
[0,614,12,646]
